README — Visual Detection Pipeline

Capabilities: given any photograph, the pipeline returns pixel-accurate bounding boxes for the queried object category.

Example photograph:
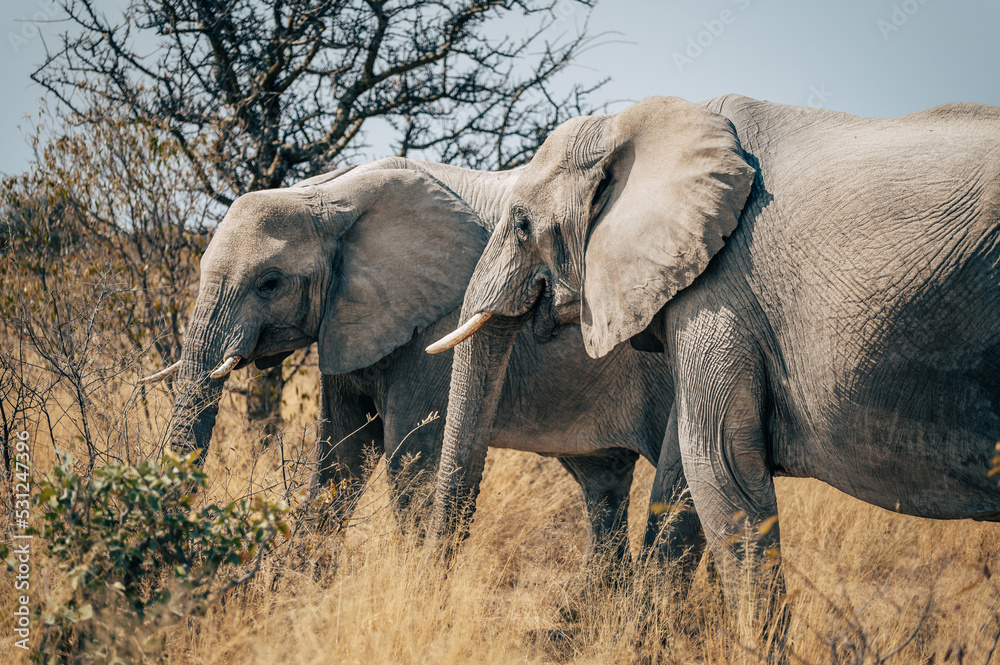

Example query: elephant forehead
[220,190,319,240]
[203,191,323,270]
[513,173,578,219]
[202,224,319,277]
[515,145,602,215]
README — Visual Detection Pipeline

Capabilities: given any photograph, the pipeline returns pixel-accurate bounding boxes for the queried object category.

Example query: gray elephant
[140,157,699,569]
[429,95,1000,617]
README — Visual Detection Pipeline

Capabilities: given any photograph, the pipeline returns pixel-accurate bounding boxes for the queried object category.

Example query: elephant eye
[511,207,531,242]
[256,272,283,298]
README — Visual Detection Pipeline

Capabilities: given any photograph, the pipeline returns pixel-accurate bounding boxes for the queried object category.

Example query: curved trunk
[431,316,522,541]
[168,283,236,463]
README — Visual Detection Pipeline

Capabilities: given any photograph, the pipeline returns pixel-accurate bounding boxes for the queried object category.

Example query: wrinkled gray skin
[435,95,1000,613]
[167,156,692,569]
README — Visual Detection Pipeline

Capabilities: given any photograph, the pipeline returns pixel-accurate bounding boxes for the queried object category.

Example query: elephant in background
[141,156,701,570]
[430,95,1000,619]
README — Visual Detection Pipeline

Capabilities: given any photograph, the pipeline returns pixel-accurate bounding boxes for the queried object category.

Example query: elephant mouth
[233,326,314,372]
[241,351,291,371]
[531,278,580,342]
[140,326,314,385]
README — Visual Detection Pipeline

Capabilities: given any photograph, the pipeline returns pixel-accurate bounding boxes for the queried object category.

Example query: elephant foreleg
[309,374,384,524]
[642,402,707,596]
[675,336,786,644]
[559,448,640,581]
[383,415,446,532]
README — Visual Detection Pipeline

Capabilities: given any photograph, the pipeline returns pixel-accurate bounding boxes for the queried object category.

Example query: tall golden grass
[4,359,999,665]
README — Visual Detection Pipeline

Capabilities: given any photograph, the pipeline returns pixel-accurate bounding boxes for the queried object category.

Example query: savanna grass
[3,358,998,664]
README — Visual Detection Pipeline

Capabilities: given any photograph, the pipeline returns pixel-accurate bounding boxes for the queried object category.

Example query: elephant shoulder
[700,93,756,116]
[906,102,1000,124]
[901,104,1000,149]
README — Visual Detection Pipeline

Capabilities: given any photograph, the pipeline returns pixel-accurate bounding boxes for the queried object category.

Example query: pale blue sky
[2,0,998,175]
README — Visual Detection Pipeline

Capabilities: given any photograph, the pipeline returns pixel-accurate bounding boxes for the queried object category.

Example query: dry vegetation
[3,348,998,664]
[1,160,998,659]
[2,4,997,658]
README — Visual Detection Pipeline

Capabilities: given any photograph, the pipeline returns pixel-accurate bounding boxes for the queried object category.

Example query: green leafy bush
[27,449,289,663]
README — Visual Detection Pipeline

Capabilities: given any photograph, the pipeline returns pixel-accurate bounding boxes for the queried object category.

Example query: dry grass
[4,362,999,665]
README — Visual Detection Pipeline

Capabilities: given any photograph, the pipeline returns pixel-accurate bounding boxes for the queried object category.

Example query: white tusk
[138,360,182,385]
[425,312,493,354]
[209,355,241,379]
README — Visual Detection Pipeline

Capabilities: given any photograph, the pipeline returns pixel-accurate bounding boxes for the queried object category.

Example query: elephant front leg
[642,403,706,599]
[309,375,384,527]
[559,449,640,584]
[383,414,446,533]
[675,341,787,648]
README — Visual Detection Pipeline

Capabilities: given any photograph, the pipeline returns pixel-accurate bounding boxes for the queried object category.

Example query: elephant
[140,156,698,571]
[429,94,1000,620]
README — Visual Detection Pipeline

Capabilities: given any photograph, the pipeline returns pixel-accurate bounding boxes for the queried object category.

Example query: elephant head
[429,97,754,536]
[144,167,488,460]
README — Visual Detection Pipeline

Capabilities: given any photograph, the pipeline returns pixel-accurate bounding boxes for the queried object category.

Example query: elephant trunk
[431,315,523,543]
[168,284,240,463]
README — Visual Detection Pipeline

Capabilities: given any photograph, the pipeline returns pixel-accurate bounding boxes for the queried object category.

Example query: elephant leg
[383,418,445,531]
[559,448,640,579]
[642,403,706,596]
[309,374,384,521]
[675,336,786,643]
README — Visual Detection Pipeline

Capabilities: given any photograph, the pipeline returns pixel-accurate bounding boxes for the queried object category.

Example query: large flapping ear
[317,169,489,375]
[580,96,755,358]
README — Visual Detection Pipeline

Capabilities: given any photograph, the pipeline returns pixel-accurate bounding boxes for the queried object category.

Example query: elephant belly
[761,196,1000,520]
[487,422,647,458]
[770,326,1000,521]
[488,328,671,463]
[782,412,1000,521]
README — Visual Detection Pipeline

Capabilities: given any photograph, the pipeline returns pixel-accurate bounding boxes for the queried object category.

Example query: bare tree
[2,108,211,386]
[0,333,42,502]
[33,0,605,433]
[1,109,212,471]
[2,249,149,471]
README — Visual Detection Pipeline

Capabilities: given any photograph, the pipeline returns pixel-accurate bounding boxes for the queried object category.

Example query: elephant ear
[317,169,489,375]
[580,96,755,358]
[292,163,358,187]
